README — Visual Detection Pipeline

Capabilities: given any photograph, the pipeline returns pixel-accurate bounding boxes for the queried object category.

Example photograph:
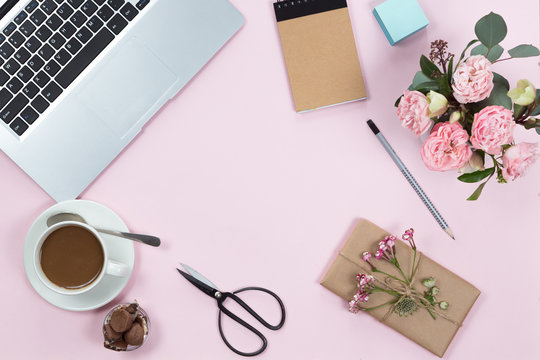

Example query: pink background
[1,0,539,358]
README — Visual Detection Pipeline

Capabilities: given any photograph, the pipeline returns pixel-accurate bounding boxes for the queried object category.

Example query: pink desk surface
[1,0,539,359]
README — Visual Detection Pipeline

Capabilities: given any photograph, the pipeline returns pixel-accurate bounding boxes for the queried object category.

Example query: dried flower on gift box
[349,229,449,320]
[395,12,540,200]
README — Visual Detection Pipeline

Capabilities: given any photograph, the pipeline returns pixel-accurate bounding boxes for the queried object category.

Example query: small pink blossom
[421,122,473,171]
[470,105,515,155]
[397,90,433,136]
[385,236,395,247]
[402,228,416,249]
[348,299,360,313]
[502,142,540,181]
[452,55,494,103]
[362,251,372,262]
[375,250,384,260]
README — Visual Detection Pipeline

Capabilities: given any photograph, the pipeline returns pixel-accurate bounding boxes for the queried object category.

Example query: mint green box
[373,0,429,46]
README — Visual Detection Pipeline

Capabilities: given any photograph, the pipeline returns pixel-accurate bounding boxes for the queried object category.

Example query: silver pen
[367,119,455,240]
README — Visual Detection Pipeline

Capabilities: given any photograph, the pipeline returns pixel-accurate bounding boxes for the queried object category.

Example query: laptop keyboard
[0,0,150,137]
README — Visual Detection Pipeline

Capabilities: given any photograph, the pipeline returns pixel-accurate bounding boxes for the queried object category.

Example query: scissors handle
[217,287,286,357]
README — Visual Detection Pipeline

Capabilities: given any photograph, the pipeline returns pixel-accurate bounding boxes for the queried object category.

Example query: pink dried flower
[362,251,372,262]
[385,236,396,247]
[348,299,360,313]
[402,228,416,249]
[375,250,384,259]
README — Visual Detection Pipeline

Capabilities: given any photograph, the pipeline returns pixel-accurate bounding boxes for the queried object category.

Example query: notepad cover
[274,0,366,112]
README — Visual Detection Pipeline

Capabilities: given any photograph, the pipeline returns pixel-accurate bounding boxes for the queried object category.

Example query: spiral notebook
[274,0,366,113]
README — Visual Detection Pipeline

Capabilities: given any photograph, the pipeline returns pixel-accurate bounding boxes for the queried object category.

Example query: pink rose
[421,122,472,171]
[470,105,515,155]
[452,55,494,103]
[502,142,540,181]
[397,90,432,136]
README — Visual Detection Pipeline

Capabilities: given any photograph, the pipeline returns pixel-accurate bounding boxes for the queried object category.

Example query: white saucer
[24,200,135,311]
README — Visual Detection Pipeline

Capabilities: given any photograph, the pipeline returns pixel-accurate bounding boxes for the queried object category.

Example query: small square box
[373,0,429,46]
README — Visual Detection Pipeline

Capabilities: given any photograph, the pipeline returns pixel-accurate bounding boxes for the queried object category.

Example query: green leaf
[457,39,480,67]
[439,74,452,97]
[412,71,432,88]
[536,128,540,135]
[514,104,527,119]
[508,44,540,58]
[471,44,504,62]
[474,12,507,48]
[420,55,442,79]
[414,81,440,93]
[395,95,403,107]
[447,56,454,80]
[458,167,495,183]
[492,72,509,90]
[466,181,488,201]
[476,81,512,109]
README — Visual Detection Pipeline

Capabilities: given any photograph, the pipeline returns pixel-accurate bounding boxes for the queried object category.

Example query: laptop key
[14,11,29,25]
[59,22,76,38]
[65,38,82,54]
[38,43,55,60]
[40,0,58,15]
[94,0,105,5]
[21,106,39,124]
[9,31,25,48]
[49,33,66,50]
[56,27,114,88]
[0,88,13,110]
[33,70,50,87]
[120,3,138,21]
[25,1,40,14]
[107,0,124,11]
[41,81,63,102]
[0,69,9,85]
[20,20,37,37]
[68,0,85,9]
[136,0,149,10]
[30,9,47,26]
[97,5,113,22]
[54,48,71,65]
[75,26,92,43]
[1,94,29,124]
[0,34,5,44]
[25,36,42,53]
[23,82,40,98]
[17,66,34,83]
[0,42,15,59]
[44,59,61,76]
[57,4,74,20]
[7,77,24,93]
[82,1,98,16]
[15,48,32,63]
[35,25,52,41]
[70,11,88,27]
[107,14,127,35]
[3,59,20,75]
[3,23,17,37]
[31,95,49,113]
[86,16,103,33]
[28,55,45,71]
[10,117,29,136]
[46,14,63,30]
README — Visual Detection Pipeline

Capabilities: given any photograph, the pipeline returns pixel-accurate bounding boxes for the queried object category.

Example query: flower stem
[361,300,397,312]
[393,258,411,284]
[371,287,401,298]
[373,269,408,285]
[409,249,417,282]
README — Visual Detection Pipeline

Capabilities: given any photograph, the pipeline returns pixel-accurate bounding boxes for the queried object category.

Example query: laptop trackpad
[78,37,177,138]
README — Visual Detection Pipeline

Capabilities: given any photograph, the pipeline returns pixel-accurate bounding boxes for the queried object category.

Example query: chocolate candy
[109,309,134,333]
[124,323,144,346]
[103,301,149,351]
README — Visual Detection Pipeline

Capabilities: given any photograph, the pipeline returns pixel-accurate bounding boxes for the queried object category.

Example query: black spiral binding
[274,0,348,22]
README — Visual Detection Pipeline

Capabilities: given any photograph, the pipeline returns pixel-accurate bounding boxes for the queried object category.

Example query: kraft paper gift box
[320,220,480,357]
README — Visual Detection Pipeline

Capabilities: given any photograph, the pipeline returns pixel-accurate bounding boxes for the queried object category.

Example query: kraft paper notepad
[274,0,366,113]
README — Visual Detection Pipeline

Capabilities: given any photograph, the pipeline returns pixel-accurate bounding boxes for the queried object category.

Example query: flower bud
[431,286,440,295]
[423,277,436,288]
[439,301,449,310]
[458,151,485,173]
[507,79,536,106]
[426,91,449,117]
[449,111,461,124]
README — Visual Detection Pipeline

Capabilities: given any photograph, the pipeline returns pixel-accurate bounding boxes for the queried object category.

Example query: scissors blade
[177,264,219,299]
[181,263,219,290]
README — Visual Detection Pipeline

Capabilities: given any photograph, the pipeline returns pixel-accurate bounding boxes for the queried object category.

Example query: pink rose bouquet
[395,12,540,200]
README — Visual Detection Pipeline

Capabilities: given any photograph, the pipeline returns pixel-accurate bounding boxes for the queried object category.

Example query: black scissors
[177,264,286,357]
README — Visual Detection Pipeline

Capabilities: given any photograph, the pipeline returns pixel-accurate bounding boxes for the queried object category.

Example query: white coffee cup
[34,221,130,296]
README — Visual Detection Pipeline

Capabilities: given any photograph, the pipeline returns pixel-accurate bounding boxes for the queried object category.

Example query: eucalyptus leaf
[492,72,509,90]
[458,167,495,183]
[414,81,440,93]
[530,89,540,115]
[471,44,504,62]
[536,128,540,135]
[412,71,432,88]
[508,44,540,58]
[474,12,507,48]
[447,56,454,80]
[420,55,442,79]
[466,181,488,201]
[457,39,479,67]
[476,81,512,109]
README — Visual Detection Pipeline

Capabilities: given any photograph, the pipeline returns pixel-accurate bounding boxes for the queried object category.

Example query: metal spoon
[46,212,161,247]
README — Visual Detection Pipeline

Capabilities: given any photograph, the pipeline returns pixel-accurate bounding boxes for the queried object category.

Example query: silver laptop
[0,0,243,201]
